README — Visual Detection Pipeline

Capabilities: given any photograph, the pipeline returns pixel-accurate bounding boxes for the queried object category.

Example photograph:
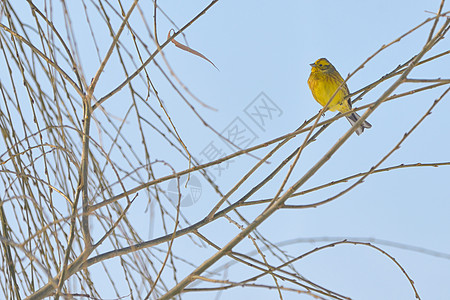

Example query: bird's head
[310,58,335,73]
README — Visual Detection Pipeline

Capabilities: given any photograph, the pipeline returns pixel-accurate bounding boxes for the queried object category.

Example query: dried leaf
[168,29,219,71]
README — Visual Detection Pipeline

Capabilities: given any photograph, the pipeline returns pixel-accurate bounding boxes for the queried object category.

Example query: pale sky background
[144,1,450,299]
[4,1,450,299]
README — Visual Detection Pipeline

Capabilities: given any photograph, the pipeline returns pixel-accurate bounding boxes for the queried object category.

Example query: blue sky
[3,0,450,299]
[149,1,450,299]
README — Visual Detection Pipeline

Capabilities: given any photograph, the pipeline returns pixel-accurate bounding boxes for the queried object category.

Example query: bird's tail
[345,112,372,136]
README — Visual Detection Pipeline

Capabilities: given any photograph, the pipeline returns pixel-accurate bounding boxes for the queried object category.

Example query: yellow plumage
[307,58,371,135]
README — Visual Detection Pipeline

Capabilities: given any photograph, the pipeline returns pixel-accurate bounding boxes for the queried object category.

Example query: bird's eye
[319,64,323,67]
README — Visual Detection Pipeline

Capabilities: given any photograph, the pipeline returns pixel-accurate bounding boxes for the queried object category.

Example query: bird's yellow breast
[307,72,351,113]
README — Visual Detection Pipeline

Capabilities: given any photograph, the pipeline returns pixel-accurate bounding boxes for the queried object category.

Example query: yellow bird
[307,58,371,135]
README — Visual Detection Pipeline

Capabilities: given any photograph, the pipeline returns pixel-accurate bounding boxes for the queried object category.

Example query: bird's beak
[309,63,316,67]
